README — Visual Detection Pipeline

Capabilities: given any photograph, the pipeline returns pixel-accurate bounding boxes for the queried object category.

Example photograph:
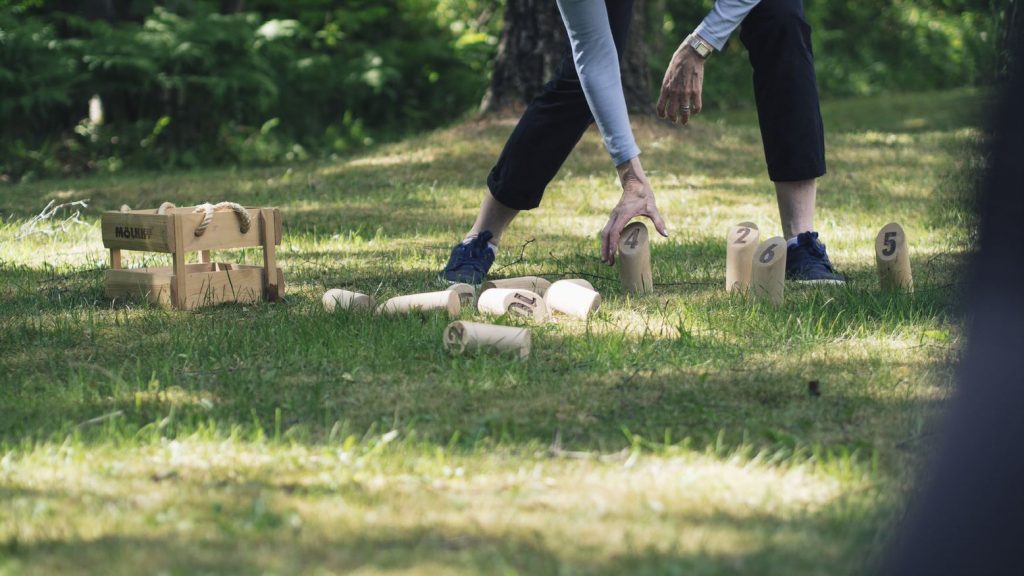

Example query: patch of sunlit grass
[0,88,984,575]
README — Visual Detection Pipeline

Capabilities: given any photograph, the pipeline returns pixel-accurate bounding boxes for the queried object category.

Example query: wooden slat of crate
[180,267,264,310]
[102,208,282,253]
[179,210,253,252]
[106,263,224,307]
[105,267,173,307]
[178,265,285,310]
[104,263,283,309]
[260,209,279,301]
[182,207,282,252]
[101,213,175,252]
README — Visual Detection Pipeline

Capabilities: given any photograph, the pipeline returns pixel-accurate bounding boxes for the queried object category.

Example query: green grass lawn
[0,88,986,575]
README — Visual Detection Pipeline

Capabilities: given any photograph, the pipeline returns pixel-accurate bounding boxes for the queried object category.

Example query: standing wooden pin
[875,222,913,292]
[726,221,760,292]
[751,236,787,306]
[617,221,653,295]
[443,321,531,360]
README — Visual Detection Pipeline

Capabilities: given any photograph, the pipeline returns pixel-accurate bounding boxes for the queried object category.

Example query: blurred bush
[0,0,1010,181]
[651,0,1010,110]
[0,0,493,181]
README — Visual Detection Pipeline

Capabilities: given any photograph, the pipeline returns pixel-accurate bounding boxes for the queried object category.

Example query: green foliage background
[0,0,1013,181]
[655,0,1013,110]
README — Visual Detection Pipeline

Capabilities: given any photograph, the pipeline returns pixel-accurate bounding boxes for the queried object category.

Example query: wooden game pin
[443,321,531,361]
[379,290,460,318]
[751,236,787,306]
[322,289,374,312]
[876,222,913,292]
[477,288,549,322]
[448,283,478,310]
[726,221,760,292]
[617,221,653,295]
[482,276,552,296]
[545,280,601,319]
[564,278,595,291]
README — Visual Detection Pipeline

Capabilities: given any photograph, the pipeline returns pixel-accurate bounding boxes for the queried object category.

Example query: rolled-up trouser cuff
[611,146,641,168]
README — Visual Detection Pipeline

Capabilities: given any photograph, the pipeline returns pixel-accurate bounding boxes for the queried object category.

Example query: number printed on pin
[735,227,751,244]
[512,293,537,306]
[624,227,641,249]
[446,325,464,343]
[759,244,777,264]
[882,231,898,257]
[508,303,532,317]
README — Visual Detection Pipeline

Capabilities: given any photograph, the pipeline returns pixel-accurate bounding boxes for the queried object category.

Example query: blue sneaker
[440,231,496,285]
[786,231,845,284]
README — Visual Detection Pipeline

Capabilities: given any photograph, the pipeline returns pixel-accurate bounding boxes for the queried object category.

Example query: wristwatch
[688,34,713,59]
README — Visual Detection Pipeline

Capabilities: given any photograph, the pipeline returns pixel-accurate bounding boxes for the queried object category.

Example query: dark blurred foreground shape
[884,33,1024,576]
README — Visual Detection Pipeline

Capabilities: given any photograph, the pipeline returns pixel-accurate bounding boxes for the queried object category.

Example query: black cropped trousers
[487,0,827,210]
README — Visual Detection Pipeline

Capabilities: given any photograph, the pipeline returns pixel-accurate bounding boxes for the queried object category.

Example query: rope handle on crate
[191,202,251,237]
[151,201,251,237]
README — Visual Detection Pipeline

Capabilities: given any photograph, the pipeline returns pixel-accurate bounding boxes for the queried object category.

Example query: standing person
[441,0,843,285]
[658,0,843,282]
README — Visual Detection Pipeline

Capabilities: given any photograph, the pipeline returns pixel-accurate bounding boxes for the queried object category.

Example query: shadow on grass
[0,498,884,576]
[1,267,954,477]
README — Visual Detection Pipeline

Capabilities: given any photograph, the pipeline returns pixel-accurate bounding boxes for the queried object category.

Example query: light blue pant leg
[556,0,640,166]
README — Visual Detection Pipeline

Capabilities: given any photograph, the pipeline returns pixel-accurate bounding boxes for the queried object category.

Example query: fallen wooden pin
[564,278,595,291]
[443,321,531,360]
[379,290,461,318]
[876,222,913,292]
[618,221,653,295]
[477,288,549,321]
[447,283,477,311]
[482,276,552,296]
[322,289,374,312]
[726,221,760,293]
[545,280,601,319]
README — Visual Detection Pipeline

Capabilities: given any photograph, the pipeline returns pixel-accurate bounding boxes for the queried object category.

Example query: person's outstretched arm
[695,0,760,51]
[658,0,760,123]
[556,0,669,264]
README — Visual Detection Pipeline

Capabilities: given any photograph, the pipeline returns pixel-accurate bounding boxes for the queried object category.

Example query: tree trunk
[480,1,565,114]
[622,0,652,113]
[219,0,247,14]
[481,0,650,114]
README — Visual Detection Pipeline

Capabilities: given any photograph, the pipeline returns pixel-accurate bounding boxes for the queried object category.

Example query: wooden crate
[101,206,284,309]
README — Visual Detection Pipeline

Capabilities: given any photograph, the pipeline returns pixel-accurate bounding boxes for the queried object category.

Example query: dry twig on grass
[16,199,90,240]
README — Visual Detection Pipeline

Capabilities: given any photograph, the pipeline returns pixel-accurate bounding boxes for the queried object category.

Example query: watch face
[691,38,710,57]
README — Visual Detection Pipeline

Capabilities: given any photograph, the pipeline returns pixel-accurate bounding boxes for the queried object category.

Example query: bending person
[441,0,668,284]
[442,0,843,285]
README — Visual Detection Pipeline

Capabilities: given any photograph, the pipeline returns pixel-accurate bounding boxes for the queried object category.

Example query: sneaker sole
[436,273,484,288]
[790,278,846,285]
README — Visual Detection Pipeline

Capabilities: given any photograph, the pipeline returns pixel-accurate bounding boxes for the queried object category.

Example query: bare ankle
[464,231,500,246]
